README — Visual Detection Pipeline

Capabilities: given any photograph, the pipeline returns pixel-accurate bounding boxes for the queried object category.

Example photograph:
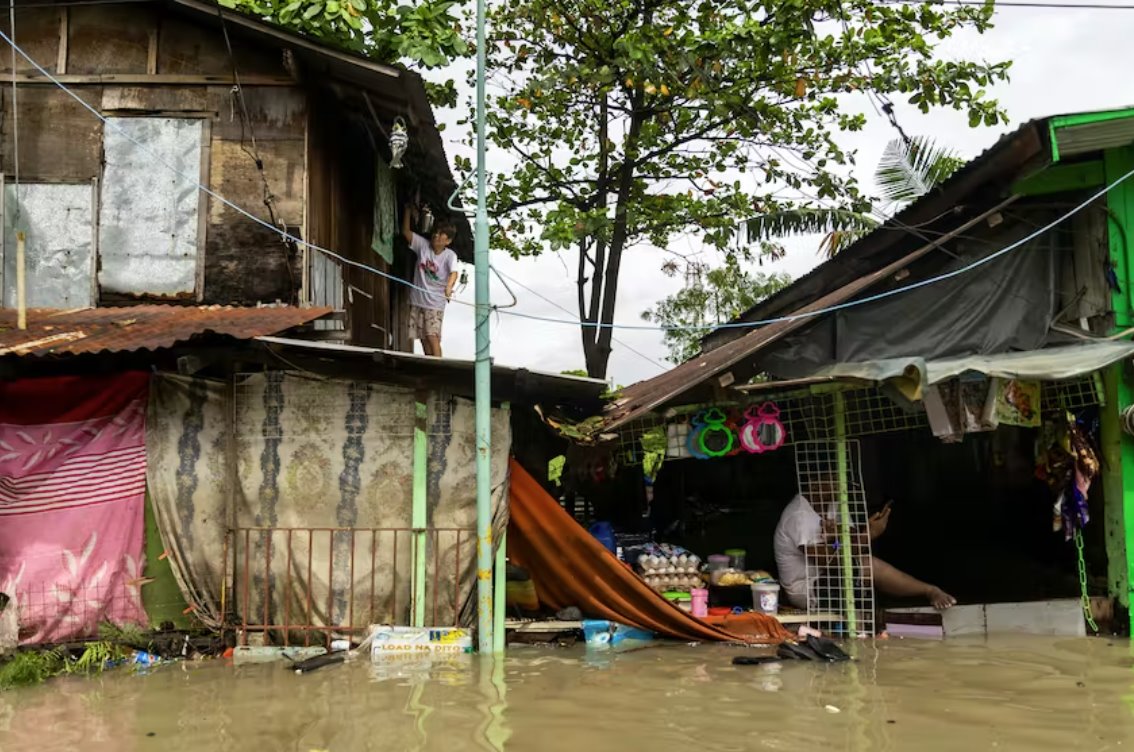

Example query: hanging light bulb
[389,116,408,169]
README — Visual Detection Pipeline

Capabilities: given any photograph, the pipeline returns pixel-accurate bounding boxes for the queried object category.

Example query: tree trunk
[581,94,611,379]
[585,94,645,380]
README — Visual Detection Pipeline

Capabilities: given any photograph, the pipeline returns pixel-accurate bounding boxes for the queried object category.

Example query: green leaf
[302,3,323,19]
[874,136,964,203]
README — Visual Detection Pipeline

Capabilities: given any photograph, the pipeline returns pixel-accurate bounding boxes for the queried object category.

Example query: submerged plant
[0,648,67,690]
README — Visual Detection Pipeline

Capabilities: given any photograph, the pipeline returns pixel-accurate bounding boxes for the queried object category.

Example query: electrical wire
[493,163,1134,331]
[5,29,1134,334]
[880,0,1134,8]
[490,265,669,371]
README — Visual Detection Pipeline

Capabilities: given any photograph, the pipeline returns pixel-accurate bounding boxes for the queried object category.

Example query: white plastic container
[369,625,472,659]
[752,581,781,615]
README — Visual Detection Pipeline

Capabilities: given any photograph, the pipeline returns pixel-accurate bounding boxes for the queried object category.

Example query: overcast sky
[430,3,1134,386]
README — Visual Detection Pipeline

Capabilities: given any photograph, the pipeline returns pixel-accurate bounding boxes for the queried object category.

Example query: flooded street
[1,636,1133,751]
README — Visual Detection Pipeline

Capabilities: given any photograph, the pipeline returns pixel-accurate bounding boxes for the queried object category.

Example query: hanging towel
[371,157,396,265]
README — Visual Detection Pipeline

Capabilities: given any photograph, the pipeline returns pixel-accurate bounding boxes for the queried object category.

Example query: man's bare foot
[926,586,956,610]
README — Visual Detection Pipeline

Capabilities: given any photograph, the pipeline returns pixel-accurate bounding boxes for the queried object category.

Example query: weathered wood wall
[0,4,384,312]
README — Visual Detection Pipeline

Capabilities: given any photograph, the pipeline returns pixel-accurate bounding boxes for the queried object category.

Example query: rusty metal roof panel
[0,306,331,357]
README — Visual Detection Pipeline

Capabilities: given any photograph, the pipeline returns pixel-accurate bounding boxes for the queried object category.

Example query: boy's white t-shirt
[773,494,824,607]
[408,233,457,311]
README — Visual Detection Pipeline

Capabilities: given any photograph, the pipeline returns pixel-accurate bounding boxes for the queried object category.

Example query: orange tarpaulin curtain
[507,459,790,644]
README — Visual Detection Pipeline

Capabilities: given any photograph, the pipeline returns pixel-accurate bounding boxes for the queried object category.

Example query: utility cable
[5,29,1134,333]
[490,265,669,371]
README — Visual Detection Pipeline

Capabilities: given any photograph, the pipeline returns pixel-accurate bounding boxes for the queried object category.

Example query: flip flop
[776,641,822,661]
[805,635,851,662]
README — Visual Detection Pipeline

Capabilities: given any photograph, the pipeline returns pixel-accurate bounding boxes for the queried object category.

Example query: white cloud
[429,7,1134,385]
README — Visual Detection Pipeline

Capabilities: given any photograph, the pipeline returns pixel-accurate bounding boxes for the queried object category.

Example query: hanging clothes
[370,157,396,265]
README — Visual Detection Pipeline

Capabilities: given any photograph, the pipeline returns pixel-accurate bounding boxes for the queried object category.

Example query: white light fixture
[389,116,408,169]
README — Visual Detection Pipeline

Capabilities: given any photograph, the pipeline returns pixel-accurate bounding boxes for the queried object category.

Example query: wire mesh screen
[1042,375,1103,413]
[796,439,875,637]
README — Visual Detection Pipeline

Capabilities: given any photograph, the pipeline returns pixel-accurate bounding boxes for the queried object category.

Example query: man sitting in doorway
[774,480,956,612]
[402,205,459,357]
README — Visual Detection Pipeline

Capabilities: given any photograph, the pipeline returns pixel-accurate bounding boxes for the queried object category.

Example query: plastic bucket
[752,581,781,615]
[690,588,708,618]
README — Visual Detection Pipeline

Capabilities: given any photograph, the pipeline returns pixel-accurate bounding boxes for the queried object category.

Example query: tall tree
[642,259,791,363]
[219,0,468,82]
[480,0,1008,378]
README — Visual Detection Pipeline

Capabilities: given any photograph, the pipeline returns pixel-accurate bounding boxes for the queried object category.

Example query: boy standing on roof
[402,205,459,357]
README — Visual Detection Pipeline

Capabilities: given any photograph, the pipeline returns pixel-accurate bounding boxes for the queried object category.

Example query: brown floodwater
[1,635,1133,751]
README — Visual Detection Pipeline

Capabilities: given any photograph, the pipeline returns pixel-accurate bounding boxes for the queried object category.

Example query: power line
[490,266,669,371]
[886,0,1134,8]
[5,29,1134,335]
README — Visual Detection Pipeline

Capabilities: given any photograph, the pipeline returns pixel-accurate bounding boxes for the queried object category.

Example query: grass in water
[0,648,67,689]
[0,640,130,689]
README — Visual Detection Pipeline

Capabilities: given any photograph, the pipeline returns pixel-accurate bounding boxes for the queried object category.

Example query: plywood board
[102,85,210,113]
[0,8,62,74]
[202,136,304,304]
[0,87,103,179]
[157,13,283,77]
[67,5,153,75]
[206,86,307,142]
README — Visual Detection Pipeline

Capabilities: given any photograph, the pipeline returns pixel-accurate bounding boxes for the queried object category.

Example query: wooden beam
[12,73,296,86]
[1012,160,1105,197]
[56,8,68,75]
[147,22,159,76]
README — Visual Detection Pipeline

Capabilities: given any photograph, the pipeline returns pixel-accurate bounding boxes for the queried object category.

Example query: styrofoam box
[370,625,473,659]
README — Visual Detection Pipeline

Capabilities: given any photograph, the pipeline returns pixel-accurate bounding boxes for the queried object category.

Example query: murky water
[1,636,1133,751]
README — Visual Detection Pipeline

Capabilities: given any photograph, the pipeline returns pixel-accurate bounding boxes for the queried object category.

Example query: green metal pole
[493,529,506,654]
[473,0,494,654]
[832,391,857,636]
[412,399,428,627]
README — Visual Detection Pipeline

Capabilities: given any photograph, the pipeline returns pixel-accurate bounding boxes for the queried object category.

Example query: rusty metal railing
[228,526,475,647]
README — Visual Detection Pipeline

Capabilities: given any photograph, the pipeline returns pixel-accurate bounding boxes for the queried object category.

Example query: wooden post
[412,396,428,628]
[16,231,26,330]
[1104,144,1134,626]
[832,391,857,635]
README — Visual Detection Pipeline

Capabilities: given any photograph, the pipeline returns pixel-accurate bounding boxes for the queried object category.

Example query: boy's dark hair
[434,221,457,239]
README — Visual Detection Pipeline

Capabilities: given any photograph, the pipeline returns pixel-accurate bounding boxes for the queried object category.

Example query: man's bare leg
[418,338,434,356]
[868,555,956,610]
[425,335,442,357]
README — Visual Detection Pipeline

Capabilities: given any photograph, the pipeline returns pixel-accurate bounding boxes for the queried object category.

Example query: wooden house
[0,0,469,349]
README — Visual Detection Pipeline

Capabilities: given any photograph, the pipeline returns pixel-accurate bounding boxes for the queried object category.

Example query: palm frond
[743,208,878,243]
[875,136,965,203]
[818,229,867,259]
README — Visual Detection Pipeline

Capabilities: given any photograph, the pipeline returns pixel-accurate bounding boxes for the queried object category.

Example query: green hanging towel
[371,156,396,265]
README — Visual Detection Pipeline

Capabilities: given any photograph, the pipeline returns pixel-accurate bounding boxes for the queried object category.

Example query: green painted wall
[142,490,193,629]
[1103,145,1134,617]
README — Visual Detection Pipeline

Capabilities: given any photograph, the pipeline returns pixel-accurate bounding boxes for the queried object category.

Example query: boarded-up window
[98,117,204,298]
[2,181,95,308]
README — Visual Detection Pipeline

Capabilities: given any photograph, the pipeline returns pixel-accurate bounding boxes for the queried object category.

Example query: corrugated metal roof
[256,336,608,403]
[701,118,1050,354]
[606,105,1134,433]
[0,306,331,357]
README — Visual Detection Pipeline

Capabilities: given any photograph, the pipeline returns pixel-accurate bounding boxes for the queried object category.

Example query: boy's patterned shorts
[408,305,445,339]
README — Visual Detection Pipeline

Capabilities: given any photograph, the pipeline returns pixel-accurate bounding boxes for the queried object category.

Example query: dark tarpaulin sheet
[759,221,1058,379]
[507,460,791,644]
